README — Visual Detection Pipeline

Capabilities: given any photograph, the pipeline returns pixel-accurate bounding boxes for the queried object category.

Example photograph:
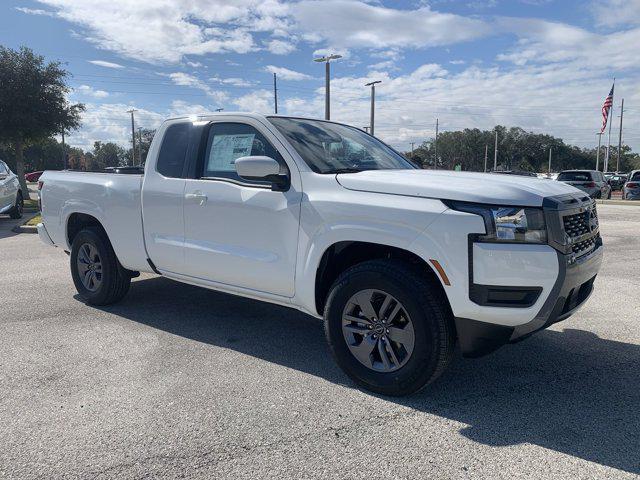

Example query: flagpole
[604,78,615,173]
[596,133,602,171]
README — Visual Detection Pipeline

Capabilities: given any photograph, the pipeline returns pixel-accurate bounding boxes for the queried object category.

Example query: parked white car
[37,113,603,395]
[0,159,24,219]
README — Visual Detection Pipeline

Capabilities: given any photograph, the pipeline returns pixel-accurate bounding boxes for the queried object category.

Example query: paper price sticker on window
[208,133,255,172]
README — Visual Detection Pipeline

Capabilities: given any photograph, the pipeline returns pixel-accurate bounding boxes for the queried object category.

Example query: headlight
[445,201,547,244]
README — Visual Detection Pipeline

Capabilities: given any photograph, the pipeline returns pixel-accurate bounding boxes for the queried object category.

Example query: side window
[201,122,284,183]
[156,123,190,178]
[0,162,7,175]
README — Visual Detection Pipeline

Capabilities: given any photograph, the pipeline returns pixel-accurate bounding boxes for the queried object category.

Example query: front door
[182,120,301,297]
[0,162,12,211]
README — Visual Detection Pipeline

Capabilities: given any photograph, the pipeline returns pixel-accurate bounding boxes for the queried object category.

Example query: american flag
[600,83,614,133]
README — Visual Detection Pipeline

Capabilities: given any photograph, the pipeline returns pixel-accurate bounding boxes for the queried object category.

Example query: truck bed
[39,170,150,272]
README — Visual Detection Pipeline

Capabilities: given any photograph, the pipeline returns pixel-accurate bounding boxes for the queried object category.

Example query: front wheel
[324,259,455,396]
[8,191,23,219]
[70,227,131,305]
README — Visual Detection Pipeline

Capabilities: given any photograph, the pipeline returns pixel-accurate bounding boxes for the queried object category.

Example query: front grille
[572,235,596,255]
[561,201,599,259]
[563,211,590,237]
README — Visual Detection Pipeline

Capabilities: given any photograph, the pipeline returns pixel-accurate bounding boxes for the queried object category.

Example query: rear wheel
[70,227,131,305]
[8,191,23,219]
[324,259,455,396]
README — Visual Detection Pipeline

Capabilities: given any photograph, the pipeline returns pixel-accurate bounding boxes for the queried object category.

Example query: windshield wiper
[327,167,365,174]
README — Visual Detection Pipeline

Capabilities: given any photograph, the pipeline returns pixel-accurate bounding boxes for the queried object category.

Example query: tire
[8,191,23,219]
[70,227,131,305]
[324,259,456,396]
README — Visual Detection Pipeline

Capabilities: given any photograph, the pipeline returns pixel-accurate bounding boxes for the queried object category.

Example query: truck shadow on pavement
[96,276,640,475]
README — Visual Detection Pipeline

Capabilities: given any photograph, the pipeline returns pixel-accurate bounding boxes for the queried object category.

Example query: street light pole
[365,80,381,136]
[314,54,342,120]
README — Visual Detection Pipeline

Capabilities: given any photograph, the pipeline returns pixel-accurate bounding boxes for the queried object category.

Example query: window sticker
[208,133,255,172]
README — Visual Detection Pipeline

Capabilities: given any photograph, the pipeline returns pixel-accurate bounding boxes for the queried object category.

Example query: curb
[596,199,640,206]
[11,212,40,234]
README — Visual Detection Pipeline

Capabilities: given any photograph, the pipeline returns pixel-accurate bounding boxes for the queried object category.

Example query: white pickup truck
[38,113,603,395]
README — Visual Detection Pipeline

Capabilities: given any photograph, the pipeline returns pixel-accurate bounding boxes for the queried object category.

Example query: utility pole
[314,54,342,120]
[548,146,552,174]
[137,127,143,165]
[365,80,381,136]
[493,129,498,171]
[273,73,278,114]
[61,131,67,170]
[617,98,624,172]
[596,132,603,170]
[433,118,439,169]
[410,142,415,159]
[127,109,137,167]
[363,126,369,134]
[483,144,488,172]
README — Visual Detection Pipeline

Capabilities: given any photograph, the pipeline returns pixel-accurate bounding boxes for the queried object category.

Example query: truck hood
[336,170,581,207]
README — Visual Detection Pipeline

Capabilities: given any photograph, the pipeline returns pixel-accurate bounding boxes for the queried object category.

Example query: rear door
[181,118,302,297]
[141,121,192,274]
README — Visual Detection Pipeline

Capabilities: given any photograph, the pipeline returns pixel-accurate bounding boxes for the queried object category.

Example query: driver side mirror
[234,156,290,191]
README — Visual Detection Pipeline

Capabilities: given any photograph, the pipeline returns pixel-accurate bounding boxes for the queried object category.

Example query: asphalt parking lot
[1,204,639,479]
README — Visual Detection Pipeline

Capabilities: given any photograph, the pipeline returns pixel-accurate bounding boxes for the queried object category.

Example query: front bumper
[455,193,603,358]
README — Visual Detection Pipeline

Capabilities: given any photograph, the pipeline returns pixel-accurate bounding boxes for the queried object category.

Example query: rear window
[558,171,591,182]
[631,172,640,181]
[156,123,190,178]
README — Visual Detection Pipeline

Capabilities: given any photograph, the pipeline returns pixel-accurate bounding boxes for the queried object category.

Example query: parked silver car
[622,170,640,200]
[0,160,24,219]
[557,170,611,199]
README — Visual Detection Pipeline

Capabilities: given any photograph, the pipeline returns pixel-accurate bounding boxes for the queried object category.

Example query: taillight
[38,181,44,191]
[628,182,639,188]
[584,182,596,187]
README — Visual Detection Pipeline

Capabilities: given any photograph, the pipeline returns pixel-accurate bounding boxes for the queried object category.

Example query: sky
[1,0,639,153]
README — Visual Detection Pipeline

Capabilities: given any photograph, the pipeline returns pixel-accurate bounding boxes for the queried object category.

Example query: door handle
[185,191,208,206]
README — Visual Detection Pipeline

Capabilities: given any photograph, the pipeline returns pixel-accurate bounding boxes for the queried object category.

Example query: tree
[0,46,84,199]
[90,141,127,170]
[404,125,639,173]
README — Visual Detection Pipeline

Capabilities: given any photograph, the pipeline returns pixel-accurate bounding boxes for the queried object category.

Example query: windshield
[558,172,591,181]
[268,117,415,174]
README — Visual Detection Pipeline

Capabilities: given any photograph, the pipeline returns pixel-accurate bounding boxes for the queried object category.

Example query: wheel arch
[313,240,450,317]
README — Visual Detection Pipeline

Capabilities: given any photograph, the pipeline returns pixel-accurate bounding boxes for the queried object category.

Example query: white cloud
[291,0,491,50]
[210,76,254,87]
[29,0,496,64]
[66,103,164,151]
[88,60,124,69]
[591,0,640,26]
[265,38,296,55]
[496,18,640,71]
[165,72,228,102]
[232,90,274,113]
[15,6,55,16]
[32,0,285,63]
[75,85,109,98]
[264,65,312,81]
